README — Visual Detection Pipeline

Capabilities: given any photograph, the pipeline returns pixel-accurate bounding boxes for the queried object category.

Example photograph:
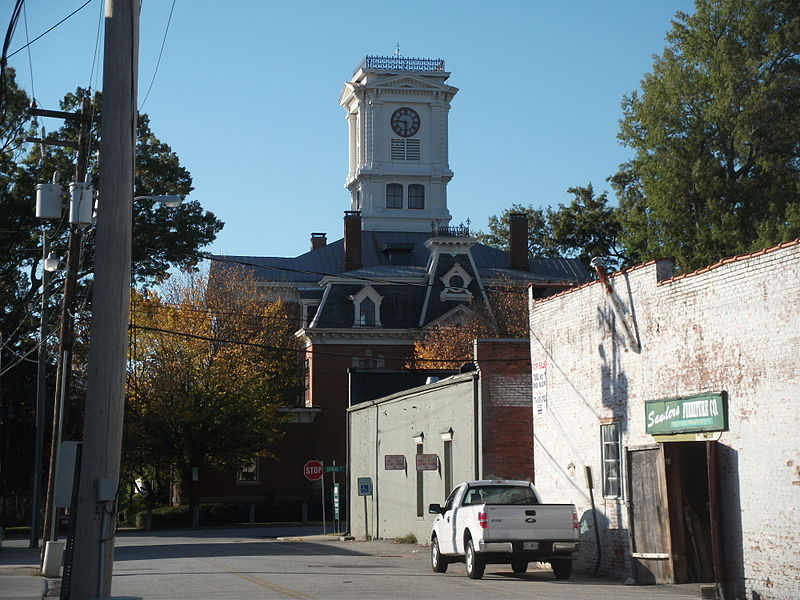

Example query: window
[359,297,375,326]
[408,184,425,209]
[351,285,383,327]
[236,459,258,484]
[302,302,318,327]
[416,443,424,517]
[386,183,403,209]
[439,264,473,301]
[443,440,453,496]
[601,423,622,498]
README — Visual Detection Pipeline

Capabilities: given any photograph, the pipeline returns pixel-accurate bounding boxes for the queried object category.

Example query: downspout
[473,372,480,480]
[374,401,379,539]
[590,258,640,352]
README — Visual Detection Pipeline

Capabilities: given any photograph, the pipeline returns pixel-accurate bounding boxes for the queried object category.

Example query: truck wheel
[465,539,485,579]
[431,537,448,573]
[552,558,572,580]
[511,557,528,574]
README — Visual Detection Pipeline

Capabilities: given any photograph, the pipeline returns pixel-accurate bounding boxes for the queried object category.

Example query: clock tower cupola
[339,56,458,232]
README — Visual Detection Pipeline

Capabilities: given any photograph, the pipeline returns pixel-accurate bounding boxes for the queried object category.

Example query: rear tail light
[478,511,488,529]
[573,509,579,530]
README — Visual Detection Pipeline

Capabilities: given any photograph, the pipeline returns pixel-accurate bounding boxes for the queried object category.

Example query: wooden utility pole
[38,95,93,555]
[70,0,137,596]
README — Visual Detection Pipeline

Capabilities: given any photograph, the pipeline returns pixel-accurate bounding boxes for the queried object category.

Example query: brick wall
[476,339,533,482]
[528,241,800,598]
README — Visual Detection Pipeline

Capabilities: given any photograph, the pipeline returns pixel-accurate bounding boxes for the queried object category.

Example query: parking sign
[357,477,372,496]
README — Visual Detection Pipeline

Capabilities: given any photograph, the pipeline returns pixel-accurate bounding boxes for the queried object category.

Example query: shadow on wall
[578,508,631,578]
[717,444,744,599]
[598,304,629,434]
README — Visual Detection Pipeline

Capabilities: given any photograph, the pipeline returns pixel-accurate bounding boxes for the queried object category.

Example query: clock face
[390,107,420,137]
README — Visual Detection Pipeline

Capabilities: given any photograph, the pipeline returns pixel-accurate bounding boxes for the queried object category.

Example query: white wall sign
[532,359,547,415]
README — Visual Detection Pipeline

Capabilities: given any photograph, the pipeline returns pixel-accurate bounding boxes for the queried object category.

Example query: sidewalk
[0,538,58,599]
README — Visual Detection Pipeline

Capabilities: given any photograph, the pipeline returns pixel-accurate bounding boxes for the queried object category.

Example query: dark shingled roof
[214,231,590,285]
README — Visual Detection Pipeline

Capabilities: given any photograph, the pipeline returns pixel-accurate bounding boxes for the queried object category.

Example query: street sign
[325,465,346,473]
[357,477,372,496]
[333,483,340,519]
[303,460,324,481]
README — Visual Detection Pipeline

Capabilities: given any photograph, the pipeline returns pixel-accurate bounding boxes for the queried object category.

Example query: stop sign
[304,460,324,481]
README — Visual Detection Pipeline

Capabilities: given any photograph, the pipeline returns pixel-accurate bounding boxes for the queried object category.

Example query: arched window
[359,297,376,326]
[408,184,425,209]
[386,183,403,209]
[351,285,383,327]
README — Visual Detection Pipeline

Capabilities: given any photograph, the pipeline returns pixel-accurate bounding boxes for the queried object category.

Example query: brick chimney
[344,211,363,271]
[509,212,528,271]
[310,232,327,251]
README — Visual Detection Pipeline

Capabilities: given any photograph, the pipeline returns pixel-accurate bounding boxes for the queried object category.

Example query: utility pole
[35,95,94,555]
[70,0,137,596]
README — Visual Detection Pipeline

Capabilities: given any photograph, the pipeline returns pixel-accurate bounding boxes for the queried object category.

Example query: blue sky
[5,0,695,258]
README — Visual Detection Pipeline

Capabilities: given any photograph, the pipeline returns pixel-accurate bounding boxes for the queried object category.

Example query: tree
[613,0,800,271]
[478,184,628,271]
[409,275,529,369]
[0,75,224,517]
[125,267,304,526]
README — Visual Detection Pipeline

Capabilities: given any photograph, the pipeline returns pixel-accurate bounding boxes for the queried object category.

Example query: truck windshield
[463,485,539,506]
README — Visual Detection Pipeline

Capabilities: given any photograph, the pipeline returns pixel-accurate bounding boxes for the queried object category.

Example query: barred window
[386,183,403,209]
[601,423,622,498]
[408,184,425,209]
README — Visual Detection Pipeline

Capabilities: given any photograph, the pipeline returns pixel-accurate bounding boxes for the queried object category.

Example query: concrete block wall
[347,374,478,543]
[528,241,800,598]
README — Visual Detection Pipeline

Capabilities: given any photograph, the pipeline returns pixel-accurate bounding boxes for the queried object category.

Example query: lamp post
[29,178,64,549]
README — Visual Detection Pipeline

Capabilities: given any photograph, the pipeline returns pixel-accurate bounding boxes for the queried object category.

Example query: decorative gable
[439,263,473,301]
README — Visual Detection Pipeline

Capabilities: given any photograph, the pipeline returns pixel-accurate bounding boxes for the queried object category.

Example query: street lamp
[134,195,184,208]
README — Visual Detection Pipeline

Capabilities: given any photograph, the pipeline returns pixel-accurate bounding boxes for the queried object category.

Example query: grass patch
[395,533,417,544]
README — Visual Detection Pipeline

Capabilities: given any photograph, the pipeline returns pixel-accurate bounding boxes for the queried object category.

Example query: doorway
[627,441,721,585]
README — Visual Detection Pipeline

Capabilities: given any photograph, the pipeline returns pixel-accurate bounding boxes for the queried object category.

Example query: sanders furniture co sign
[645,392,727,435]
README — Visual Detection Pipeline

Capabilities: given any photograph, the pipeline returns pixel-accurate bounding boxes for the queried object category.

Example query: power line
[6,0,94,60]
[139,0,176,111]
[129,323,531,364]
[21,0,35,102]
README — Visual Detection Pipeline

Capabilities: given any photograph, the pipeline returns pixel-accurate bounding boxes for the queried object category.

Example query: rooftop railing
[435,223,471,237]
[359,55,446,73]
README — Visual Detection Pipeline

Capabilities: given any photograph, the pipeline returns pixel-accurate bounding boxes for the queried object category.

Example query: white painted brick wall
[529,243,800,599]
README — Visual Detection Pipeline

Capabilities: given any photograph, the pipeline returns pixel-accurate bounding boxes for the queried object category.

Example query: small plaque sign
[416,453,439,471]
[384,455,406,470]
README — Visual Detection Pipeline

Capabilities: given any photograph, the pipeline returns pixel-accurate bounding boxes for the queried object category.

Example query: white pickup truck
[428,479,578,580]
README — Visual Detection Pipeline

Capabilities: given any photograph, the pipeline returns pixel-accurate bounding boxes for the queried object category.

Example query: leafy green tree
[613,0,800,271]
[125,268,304,527]
[478,184,627,271]
[0,76,224,514]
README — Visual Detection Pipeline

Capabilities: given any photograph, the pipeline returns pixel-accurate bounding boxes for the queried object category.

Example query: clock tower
[339,56,458,232]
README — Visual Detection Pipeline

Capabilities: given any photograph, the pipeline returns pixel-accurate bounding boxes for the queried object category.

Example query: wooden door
[626,445,674,584]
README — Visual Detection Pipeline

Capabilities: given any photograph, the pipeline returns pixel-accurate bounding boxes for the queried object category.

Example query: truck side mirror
[428,503,444,515]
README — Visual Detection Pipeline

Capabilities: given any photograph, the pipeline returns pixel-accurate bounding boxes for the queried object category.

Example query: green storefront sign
[645,392,727,435]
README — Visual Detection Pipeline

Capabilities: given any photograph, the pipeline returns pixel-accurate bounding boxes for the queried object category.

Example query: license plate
[523,542,539,550]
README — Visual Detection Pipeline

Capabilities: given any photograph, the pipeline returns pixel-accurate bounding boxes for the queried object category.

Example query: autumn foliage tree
[409,277,529,369]
[124,266,303,525]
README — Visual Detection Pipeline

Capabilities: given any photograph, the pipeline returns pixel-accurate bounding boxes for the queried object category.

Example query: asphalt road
[106,526,704,600]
